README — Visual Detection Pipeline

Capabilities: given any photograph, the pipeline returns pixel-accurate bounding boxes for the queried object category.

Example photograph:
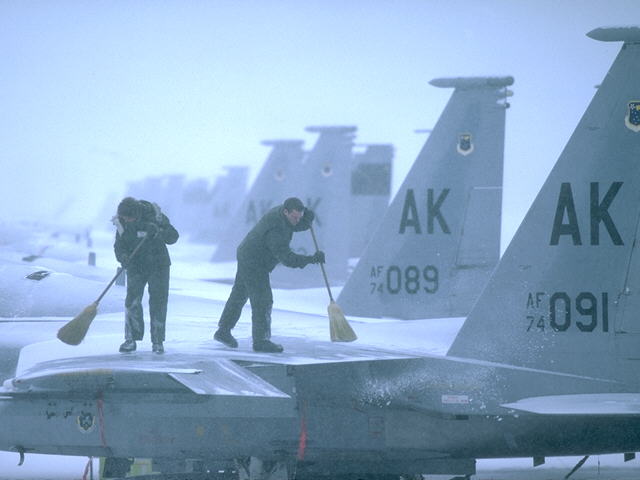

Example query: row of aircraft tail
[0,67,505,319]
[211,126,394,288]
[206,76,507,303]
[1,25,640,480]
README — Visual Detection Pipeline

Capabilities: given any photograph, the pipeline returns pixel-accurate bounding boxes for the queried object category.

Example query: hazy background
[2,0,639,246]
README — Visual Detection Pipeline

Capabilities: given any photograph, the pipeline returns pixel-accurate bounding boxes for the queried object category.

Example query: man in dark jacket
[214,197,325,353]
[114,197,179,354]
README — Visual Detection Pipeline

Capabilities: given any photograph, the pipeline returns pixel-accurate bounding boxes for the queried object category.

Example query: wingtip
[305,125,358,134]
[429,76,514,89]
[261,139,305,147]
[587,26,640,42]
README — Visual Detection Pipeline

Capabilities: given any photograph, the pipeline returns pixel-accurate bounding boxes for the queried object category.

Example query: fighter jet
[191,166,250,244]
[349,144,394,258]
[211,139,306,263]
[0,259,124,318]
[1,26,640,480]
[270,126,355,288]
[338,75,511,319]
[212,127,356,289]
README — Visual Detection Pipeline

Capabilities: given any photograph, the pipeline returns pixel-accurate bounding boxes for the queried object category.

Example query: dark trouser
[124,265,170,344]
[218,263,273,344]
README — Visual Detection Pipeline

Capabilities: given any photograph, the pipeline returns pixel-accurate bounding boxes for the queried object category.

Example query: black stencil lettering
[550,292,571,331]
[590,182,623,245]
[399,189,421,234]
[576,291,597,332]
[428,188,450,234]
[550,183,582,245]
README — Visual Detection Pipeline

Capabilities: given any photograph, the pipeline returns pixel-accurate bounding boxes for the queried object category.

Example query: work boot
[152,342,164,354]
[119,340,136,353]
[214,329,238,348]
[253,340,284,353]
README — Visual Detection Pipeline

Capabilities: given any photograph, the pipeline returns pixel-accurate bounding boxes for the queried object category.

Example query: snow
[0,228,461,477]
[0,229,637,478]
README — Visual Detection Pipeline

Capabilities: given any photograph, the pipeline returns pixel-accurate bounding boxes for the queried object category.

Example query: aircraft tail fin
[270,126,356,288]
[447,27,640,384]
[211,140,305,262]
[349,144,394,258]
[337,76,512,319]
[191,166,249,243]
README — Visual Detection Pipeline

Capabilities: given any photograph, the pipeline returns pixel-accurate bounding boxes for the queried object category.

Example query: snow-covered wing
[3,356,290,397]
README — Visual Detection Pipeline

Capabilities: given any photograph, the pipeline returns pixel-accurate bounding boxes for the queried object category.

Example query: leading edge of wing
[3,334,422,396]
[2,357,290,398]
[502,393,640,415]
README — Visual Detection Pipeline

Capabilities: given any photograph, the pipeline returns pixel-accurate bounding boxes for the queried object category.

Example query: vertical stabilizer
[211,140,305,262]
[349,144,394,258]
[448,28,640,384]
[193,166,249,243]
[271,126,355,288]
[338,76,511,319]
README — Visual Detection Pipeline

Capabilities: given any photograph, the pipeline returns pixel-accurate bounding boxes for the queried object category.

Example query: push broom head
[328,300,357,342]
[57,302,98,346]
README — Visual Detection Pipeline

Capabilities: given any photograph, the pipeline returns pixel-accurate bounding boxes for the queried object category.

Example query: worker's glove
[304,208,315,223]
[143,222,160,238]
[310,250,325,264]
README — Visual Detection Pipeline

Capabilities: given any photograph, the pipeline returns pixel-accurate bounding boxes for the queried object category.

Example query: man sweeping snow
[114,197,179,354]
[214,197,324,353]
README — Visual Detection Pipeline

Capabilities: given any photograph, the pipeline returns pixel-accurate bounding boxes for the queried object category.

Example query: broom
[57,235,148,345]
[309,225,357,342]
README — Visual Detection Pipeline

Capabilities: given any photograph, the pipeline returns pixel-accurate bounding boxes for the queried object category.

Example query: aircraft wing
[2,334,422,398]
[502,393,640,415]
[1,356,290,398]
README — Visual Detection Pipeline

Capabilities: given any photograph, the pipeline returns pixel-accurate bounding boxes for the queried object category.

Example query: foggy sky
[2,0,639,246]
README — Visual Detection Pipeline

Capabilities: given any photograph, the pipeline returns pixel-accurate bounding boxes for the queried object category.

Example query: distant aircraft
[212,127,356,289]
[119,171,246,245]
[191,166,250,244]
[349,144,394,258]
[1,26,640,480]
[338,75,511,319]
[0,258,124,318]
[270,126,356,288]
[0,256,126,382]
[211,139,306,263]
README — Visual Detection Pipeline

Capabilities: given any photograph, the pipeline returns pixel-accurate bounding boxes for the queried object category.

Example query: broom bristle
[57,302,98,346]
[328,300,357,342]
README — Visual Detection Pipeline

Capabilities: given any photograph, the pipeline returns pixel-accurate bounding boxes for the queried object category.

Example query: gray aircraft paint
[448,27,640,385]
[2,334,640,476]
[271,126,356,288]
[211,139,305,262]
[0,260,124,317]
[191,166,249,243]
[153,174,184,221]
[349,144,394,258]
[170,177,211,238]
[270,126,355,288]
[212,127,356,288]
[123,169,250,244]
[5,27,640,480]
[338,77,510,319]
[123,174,183,230]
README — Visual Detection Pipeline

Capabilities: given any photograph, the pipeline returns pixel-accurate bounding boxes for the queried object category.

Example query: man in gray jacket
[114,197,179,354]
[214,197,324,352]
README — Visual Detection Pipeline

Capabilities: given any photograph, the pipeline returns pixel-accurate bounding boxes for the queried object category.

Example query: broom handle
[95,234,148,304]
[309,224,334,302]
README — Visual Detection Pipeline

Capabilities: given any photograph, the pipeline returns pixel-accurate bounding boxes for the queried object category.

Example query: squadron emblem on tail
[625,101,640,132]
[457,132,474,155]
